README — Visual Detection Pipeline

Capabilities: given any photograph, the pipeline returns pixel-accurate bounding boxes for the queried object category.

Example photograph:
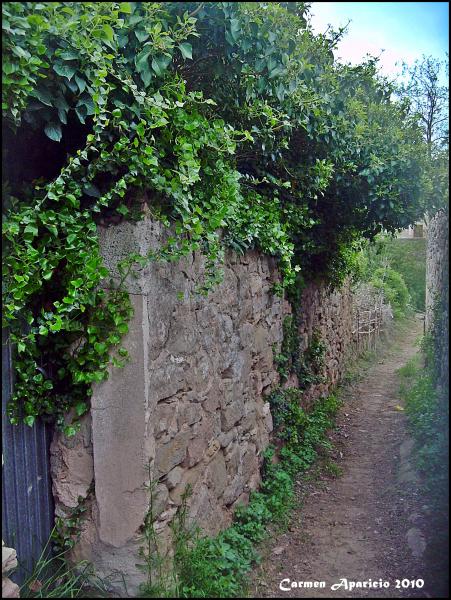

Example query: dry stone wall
[50,217,357,596]
[51,218,288,595]
[425,209,449,391]
[295,280,354,406]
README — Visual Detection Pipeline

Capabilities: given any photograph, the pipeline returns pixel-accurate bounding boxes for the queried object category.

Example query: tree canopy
[2,2,438,431]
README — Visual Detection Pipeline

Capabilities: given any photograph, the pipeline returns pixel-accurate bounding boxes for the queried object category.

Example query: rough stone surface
[296,279,354,407]
[425,209,449,392]
[2,577,20,599]
[50,413,93,510]
[2,542,19,599]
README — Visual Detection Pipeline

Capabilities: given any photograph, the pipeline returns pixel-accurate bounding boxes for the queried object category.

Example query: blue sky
[308,2,449,81]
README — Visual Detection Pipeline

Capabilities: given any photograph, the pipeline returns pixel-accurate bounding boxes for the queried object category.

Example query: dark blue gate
[2,329,55,584]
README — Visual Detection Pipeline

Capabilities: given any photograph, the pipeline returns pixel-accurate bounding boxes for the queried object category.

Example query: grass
[14,527,109,599]
[397,341,449,500]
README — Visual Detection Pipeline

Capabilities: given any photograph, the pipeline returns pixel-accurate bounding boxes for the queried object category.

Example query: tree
[400,55,449,155]
[398,56,449,216]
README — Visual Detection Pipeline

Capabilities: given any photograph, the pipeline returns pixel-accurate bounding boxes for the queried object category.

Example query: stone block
[205,451,227,498]
[155,425,191,476]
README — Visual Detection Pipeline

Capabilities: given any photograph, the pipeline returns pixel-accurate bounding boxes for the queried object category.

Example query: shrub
[370,266,411,318]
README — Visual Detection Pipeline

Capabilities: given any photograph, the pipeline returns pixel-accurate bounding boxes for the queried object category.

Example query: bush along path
[249,315,445,598]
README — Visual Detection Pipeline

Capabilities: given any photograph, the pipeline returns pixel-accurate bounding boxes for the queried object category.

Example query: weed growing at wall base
[138,391,341,598]
[398,335,449,499]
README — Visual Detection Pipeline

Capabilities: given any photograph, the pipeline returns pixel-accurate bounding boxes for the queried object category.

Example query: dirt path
[250,315,445,599]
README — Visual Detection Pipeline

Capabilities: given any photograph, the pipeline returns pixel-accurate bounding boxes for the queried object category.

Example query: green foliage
[297,329,327,389]
[384,239,426,311]
[16,524,108,598]
[398,336,448,499]
[20,553,94,598]
[370,266,411,319]
[2,2,431,430]
[51,495,90,556]
[357,235,426,311]
[274,316,326,389]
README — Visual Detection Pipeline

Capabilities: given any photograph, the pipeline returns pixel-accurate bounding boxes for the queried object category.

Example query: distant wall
[426,209,449,391]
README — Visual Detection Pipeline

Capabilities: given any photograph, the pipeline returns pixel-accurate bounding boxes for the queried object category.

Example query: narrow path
[250,315,441,598]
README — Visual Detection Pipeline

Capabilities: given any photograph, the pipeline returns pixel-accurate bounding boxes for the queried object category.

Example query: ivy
[2,2,431,432]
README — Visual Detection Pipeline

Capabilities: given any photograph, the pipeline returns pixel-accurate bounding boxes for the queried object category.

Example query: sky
[308,2,449,82]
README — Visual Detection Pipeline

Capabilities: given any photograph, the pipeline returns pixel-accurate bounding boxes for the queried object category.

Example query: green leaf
[119,2,132,13]
[75,401,88,416]
[66,194,79,207]
[44,122,62,142]
[64,425,78,437]
[102,24,114,42]
[30,87,53,107]
[116,204,129,216]
[151,55,171,77]
[24,415,36,427]
[53,61,77,80]
[94,342,107,354]
[135,29,149,43]
[179,43,193,60]
[75,74,86,93]
[135,49,151,72]
[24,224,38,236]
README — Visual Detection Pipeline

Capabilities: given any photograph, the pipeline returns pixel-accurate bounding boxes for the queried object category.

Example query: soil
[249,315,448,599]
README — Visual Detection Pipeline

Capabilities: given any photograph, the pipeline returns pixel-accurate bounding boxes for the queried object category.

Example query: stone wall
[295,280,354,405]
[2,542,19,599]
[51,219,289,595]
[50,218,356,596]
[425,209,449,391]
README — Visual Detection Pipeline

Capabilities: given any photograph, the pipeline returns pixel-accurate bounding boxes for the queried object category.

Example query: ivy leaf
[116,204,129,216]
[75,74,86,93]
[59,50,79,60]
[94,342,107,354]
[135,49,151,77]
[64,425,78,437]
[75,401,88,416]
[49,316,63,332]
[24,415,36,427]
[24,224,38,236]
[229,18,241,42]
[44,122,62,142]
[53,61,77,80]
[30,87,53,107]
[47,224,58,236]
[178,43,193,60]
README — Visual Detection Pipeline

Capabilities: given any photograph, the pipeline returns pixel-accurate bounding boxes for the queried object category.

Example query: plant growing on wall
[2,2,430,432]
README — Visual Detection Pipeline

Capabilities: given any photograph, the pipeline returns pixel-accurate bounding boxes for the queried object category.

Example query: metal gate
[2,329,55,584]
